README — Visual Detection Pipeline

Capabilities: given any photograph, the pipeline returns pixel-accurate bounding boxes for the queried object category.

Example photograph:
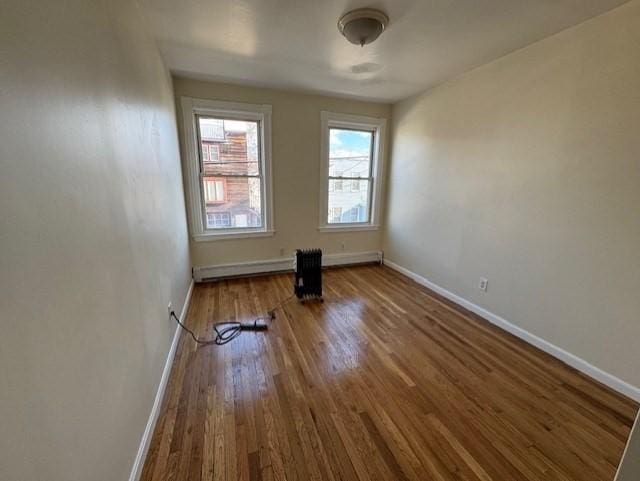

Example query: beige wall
[0,1,191,480]
[384,1,640,388]
[173,78,391,268]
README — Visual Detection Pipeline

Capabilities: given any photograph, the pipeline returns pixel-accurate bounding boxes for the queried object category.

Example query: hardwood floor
[140,265,638,481]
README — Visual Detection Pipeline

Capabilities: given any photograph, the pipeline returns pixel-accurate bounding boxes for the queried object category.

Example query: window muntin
[197,116,263,231]
[327,128,374,224]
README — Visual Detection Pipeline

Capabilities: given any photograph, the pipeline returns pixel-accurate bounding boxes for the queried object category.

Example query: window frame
[181,97,274,241]
[319,111,386,232]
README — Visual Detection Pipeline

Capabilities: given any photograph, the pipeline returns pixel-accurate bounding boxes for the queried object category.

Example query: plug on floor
[240,320,268,331]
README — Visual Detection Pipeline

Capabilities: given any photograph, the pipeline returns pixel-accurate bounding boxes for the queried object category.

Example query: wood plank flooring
[140,265,638,481]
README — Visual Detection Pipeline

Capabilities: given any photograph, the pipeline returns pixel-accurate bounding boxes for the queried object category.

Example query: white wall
[173,77,391,269]
[0,1,191,480]
[384,0,640,389]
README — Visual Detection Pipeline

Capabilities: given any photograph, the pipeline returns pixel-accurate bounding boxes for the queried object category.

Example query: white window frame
[181,97,274,241]
[319,111,386,232]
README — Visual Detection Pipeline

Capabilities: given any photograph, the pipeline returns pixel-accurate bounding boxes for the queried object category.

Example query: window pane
[328,179,369,223]
[329,128,373,178]
[199,117,259,175]
[203,176,262,229]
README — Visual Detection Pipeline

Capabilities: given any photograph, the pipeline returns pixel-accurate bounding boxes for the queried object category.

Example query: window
[344,208,360,222]
[319,111,386,231]
[201,143,220,163]
[207,212,231,227]
[328,207,343,223]
[204,178,226,203]
[182,98,273,240]
[208,144,220,162]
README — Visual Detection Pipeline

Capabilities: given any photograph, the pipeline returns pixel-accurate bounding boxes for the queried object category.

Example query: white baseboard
[193,250,383,282]
[384,259,640,403]
[129,279,195,481]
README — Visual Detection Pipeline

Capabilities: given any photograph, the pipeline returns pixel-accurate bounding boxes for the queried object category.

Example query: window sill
[318,224,379,233]
[193,229,275,242]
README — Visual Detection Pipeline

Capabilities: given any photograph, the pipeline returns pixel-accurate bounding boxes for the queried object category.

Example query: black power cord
[170,294,296,346]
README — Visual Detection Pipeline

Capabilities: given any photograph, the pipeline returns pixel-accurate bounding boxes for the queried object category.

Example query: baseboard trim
[128,279,195,481]
[194,250,383,282]
[384,259,640,403]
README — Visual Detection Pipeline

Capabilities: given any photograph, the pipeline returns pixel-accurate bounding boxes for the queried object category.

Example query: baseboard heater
[294,249,323,302]
[193,250,383,282]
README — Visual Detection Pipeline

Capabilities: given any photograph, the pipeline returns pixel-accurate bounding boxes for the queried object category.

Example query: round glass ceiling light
[338,8,389,47]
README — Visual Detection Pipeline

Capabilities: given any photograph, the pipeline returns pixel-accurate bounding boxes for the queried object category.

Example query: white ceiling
[140,0,629,102]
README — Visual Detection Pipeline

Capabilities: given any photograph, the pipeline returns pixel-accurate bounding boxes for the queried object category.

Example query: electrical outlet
[479,278,489,292]
[279,247,285,256]
[167,302,173,317]
[341,241,346,251]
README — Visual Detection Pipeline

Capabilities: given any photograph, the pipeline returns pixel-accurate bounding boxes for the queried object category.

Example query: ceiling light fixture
[338,8,389,47]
